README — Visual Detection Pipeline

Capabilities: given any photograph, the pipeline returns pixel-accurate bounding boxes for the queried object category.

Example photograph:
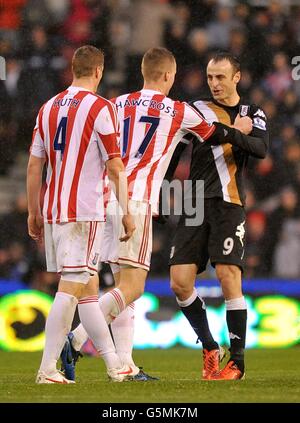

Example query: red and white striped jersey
[110,89,216,214]
[31,86,120,223]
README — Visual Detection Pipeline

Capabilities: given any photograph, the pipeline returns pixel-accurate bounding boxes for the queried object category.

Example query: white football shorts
[102,200,152,271]
[44,221,105,278]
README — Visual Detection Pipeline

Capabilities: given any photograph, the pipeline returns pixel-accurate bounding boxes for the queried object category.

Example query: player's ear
[233,71,241,84]
[96,66,103,79]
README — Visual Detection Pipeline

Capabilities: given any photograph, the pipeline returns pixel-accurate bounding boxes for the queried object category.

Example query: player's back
[112,89,187,211]
[34,86,120,223]
[111,88,215,212]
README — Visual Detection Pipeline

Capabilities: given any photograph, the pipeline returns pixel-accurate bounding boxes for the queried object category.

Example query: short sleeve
[30,113,46,158]
[182,102,216,142]
[94,101,121,161]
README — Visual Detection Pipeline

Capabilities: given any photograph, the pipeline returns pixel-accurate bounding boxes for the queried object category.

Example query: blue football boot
[132,367,159,381]
[60,333,82,381]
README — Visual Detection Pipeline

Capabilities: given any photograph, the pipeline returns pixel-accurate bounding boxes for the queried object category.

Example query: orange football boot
[211,360,245,380]
[202,346,226,380]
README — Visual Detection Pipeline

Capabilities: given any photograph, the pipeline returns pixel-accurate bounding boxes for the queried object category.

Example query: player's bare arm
[106,157,135,241]
[27,154,45,242]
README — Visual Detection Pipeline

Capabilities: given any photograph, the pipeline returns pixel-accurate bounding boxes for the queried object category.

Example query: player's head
[207,52,241,103]
[72,45,104,92]
[141,47,176,95]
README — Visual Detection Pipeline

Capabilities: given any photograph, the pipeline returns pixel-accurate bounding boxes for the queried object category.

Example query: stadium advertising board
[0,279,299,351]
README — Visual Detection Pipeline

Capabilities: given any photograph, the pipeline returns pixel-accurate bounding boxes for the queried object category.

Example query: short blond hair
[141,47,175,82]
[72,45,104,78]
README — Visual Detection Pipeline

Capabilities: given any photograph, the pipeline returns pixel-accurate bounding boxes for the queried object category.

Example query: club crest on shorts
[92,253,99,265]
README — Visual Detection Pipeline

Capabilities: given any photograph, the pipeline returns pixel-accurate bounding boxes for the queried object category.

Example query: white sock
[71,289,128,352]
[78,296,122,369]
[39,292,78,374]
[72,323,89,351]
[99,288,126,324]
[111,303,136,369]
[225,296,247,310]
[176,288,198,307]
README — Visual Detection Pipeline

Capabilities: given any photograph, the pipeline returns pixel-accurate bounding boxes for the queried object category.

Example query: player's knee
[135,285,145,299]
[118,281,144,303]
[216,264,240,284]
[129,278,145,300]
[170,275,188,297]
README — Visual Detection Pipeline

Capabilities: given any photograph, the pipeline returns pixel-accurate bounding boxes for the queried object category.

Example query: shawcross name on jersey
[114,97,177,117]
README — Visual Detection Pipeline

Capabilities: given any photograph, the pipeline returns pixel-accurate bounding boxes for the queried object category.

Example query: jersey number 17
[122,116,160,158]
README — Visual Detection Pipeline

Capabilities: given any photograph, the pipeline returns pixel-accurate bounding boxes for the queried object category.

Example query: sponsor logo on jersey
[253,117,266,131]
[254,109,266,119]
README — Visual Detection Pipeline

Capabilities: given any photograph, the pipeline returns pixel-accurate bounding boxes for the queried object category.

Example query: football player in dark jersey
[168,53,269,380]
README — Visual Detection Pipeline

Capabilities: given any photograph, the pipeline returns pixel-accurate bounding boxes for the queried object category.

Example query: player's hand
[28,214,44,242]
[233,115,253,135]
[120,214,135,242]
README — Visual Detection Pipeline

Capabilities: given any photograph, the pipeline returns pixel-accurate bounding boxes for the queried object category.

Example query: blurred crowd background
[1,0,300,296]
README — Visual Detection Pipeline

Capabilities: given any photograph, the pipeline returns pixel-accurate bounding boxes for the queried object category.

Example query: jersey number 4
[122,116,160,158]
[54,117,68,154]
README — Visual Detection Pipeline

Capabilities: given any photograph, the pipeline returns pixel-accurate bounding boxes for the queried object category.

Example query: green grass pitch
[0,348,299,403]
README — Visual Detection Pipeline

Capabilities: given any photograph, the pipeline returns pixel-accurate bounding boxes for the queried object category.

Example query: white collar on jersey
[140,88,164,95]
[67,86,92,92]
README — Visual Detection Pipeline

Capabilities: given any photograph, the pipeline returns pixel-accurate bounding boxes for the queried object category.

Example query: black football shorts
[169,198,246,273]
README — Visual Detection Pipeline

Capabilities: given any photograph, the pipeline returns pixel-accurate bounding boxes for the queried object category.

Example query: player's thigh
[52,221,104,274]
[118,266,148,301]
[208,199,246,271]
[44,223,57,272]
[118,200,152,271]
[101,201,120,264]
[169,214,210,274]
[82,272,100,297]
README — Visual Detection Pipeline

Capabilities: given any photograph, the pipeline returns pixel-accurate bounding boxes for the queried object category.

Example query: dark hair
[209,52,241,74]
[72,45,104,78]
[142,47,175,81]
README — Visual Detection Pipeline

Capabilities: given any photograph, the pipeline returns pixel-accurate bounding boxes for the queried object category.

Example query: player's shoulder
[110,92,128,103]
[111,91,141,104]
[90,92,114,107]
[44,90,66,108]
[188,96,211,105]
[38,90,65,115]
[249,103,267,120]
[173,98,203,110]
[248,103,267,131]
[187,97,214,112]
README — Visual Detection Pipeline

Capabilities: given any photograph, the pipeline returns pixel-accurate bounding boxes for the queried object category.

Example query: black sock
[226,309,247,373]
[179,296,218,351]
